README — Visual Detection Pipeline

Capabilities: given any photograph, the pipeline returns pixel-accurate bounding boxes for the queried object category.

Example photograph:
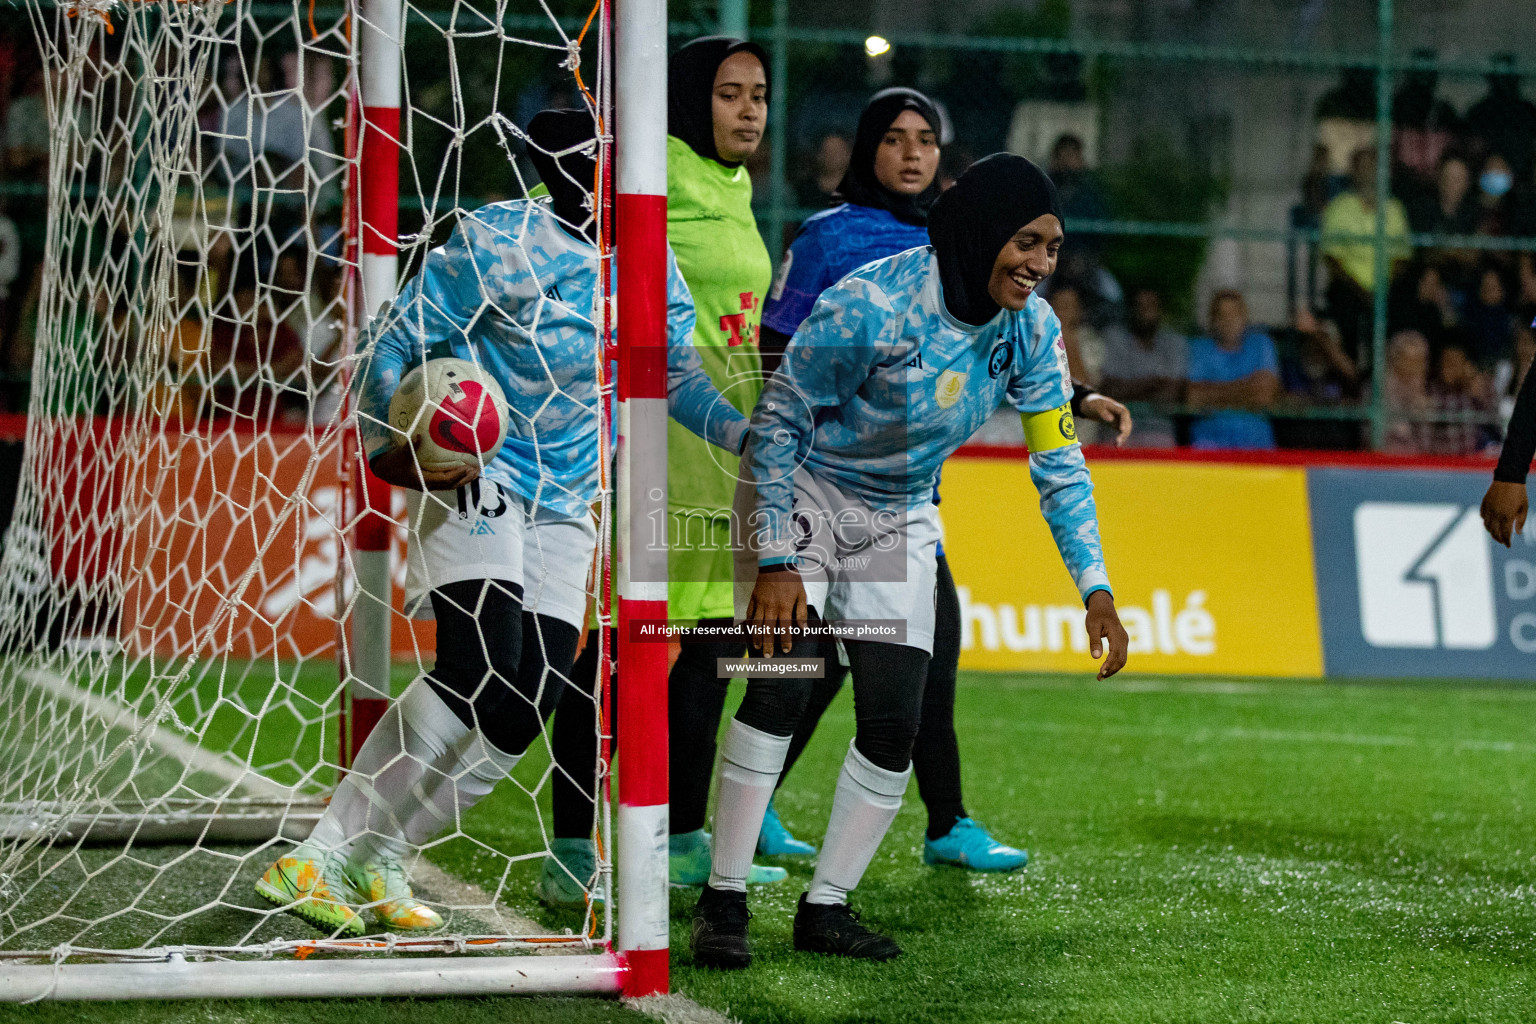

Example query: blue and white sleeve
[664,250,748,453]
[1007,307,1112,604]
[749,277,890,566]
[354,218,491,463]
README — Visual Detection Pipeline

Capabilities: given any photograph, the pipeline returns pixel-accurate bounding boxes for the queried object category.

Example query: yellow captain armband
[1021,404,1078,452]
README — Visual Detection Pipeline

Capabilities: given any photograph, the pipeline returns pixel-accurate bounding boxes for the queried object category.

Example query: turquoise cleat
[757,797,817,857]
[669,828,788,886]
[922,818,1029,872]
[539,837,603,909]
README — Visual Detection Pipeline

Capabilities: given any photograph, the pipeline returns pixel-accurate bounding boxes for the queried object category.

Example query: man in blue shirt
[1187,289,1280,449]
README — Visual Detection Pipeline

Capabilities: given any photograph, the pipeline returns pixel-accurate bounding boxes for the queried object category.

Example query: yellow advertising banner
[942,456,1324,677]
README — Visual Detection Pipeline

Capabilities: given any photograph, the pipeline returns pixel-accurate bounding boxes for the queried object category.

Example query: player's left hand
[1084,589,1129,679]
[1083,394,1133,447]
[1481,480,1529,548]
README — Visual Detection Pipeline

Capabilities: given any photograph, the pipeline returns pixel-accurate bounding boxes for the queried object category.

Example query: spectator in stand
[1463,262,1518,369]
[1383,329,1433,454]
[1392,50,1461,206]
[1408,152,1477,236]
[1464,57,1536,183]
[1287,305,1359,399]
[1430,342,1499,456]
[1469,153,1533,238]
[795,131,852,209]
[1186,290,1280,451]
[1389,259,1459,354]
[1280,306,1362,450]
[1100,286,1186,448]
[1314,68,1378,197]
[1321,146,1412,367]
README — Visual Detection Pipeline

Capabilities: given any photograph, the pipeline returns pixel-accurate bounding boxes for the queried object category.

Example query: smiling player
[689,154,1129,968]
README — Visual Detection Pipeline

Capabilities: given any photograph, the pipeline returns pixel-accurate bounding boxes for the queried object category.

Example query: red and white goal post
[0,0,671,1001]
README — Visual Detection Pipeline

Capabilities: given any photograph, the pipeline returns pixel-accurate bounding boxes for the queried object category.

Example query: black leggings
[426,578,579,758]
[733,607,930,775]
[550,616,754,839]
[550,628,617,839]
[668,618,749,835]
[777,554,968,838]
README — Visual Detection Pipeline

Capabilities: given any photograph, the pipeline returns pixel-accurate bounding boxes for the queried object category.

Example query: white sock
[401,727,522,846]
[706,720,791,893]
[805,741,911,906]
[310,679,468,860]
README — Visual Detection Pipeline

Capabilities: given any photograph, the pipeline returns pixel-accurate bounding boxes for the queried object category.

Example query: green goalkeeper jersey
[665,134,769,514]
[665,135,770,623]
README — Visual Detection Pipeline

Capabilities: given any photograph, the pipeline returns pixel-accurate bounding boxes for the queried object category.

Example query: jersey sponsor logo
[905,353,926,370]
[987,341,1012,378]
[719,291,759,347]
[543,283,563,302]
[935,369,967,409]
[1354,502,1495,650]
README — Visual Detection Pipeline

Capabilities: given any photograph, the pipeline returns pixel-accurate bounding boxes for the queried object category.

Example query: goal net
[0,0,627,997]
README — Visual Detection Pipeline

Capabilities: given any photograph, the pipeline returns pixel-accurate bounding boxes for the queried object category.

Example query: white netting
[0,0,614,965]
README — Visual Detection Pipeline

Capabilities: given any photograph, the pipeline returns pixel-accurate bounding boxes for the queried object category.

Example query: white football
[388,357,510,470]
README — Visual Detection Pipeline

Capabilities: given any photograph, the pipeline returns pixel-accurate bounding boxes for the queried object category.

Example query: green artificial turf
[8,671,1536,1023]
[661,675,1536,1023]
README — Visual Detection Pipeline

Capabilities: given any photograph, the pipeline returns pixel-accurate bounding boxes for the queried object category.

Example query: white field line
[19,667,299,802]
[625,993,743,1024]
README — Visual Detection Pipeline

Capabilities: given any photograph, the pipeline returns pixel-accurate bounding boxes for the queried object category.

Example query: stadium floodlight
[865,35,892,58]
[0,0,670,1002]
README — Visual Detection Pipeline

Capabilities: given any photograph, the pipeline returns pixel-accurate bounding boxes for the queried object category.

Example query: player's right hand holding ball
[1085,590,1129,680]
[370,438,481,492]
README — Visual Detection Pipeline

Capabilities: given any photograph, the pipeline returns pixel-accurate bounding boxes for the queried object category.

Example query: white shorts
[732,468,941,654]
[404,480,597,631]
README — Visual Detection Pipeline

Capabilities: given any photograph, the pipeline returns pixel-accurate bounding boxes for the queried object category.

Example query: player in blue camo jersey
[754,88,1131,872]
[257,110,747,938]
[689,153,1130,968]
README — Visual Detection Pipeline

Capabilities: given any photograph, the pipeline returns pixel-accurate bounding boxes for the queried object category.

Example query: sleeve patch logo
[1059,408,1077,442]
[935,369,968,409]
[987,341,1013,378]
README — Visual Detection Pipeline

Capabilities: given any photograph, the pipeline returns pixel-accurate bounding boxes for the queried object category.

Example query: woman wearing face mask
[690,154,1128,968]
[752,89,1128,873]
[1473,153,1531,236]
[658,36,789,890]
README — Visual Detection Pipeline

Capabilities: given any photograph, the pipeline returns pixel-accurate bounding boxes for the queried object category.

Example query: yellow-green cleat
[254,847,366,937]
[343,857,445,932]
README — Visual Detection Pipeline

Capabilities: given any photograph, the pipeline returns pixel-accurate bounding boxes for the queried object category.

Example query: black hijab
[835,87,943,226]
[668,36,769,167]
[527,109,598,243]
[926,153,1063,327]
